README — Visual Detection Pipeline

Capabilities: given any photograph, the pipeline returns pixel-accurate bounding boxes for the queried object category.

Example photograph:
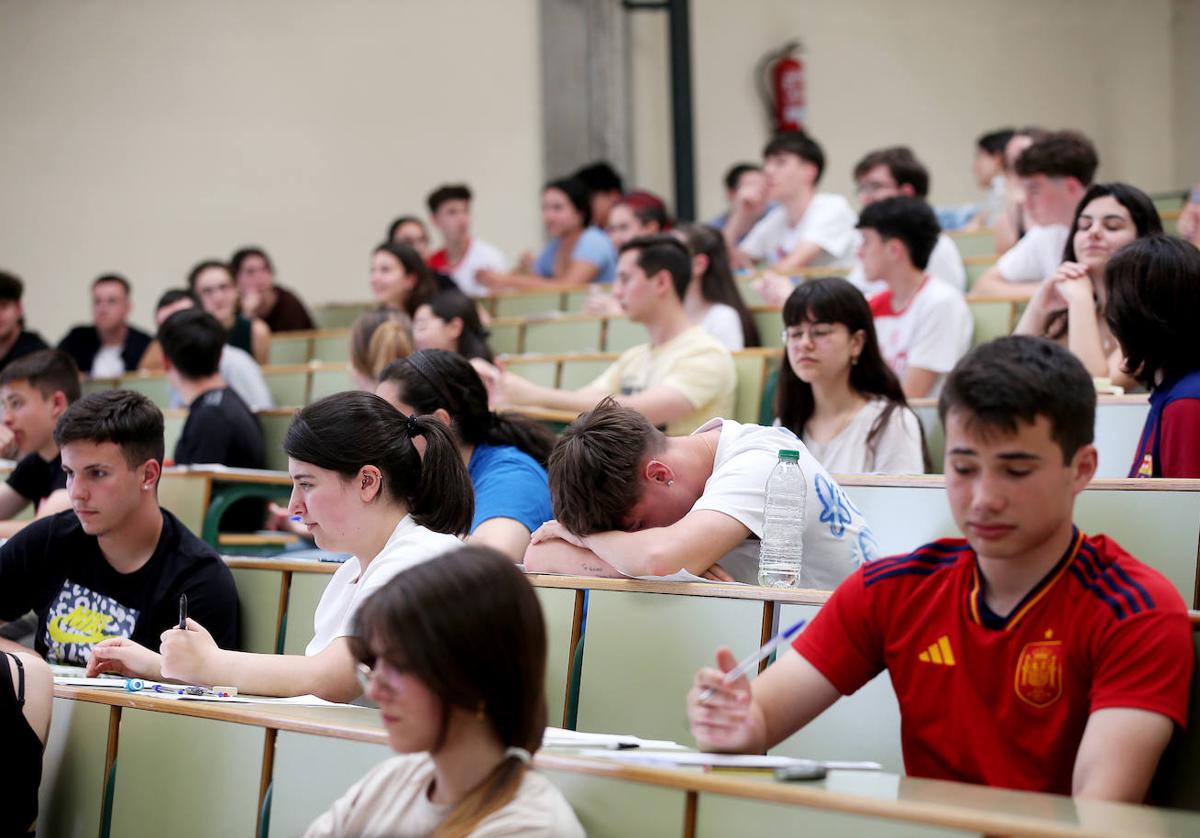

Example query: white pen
[698,618,807,704]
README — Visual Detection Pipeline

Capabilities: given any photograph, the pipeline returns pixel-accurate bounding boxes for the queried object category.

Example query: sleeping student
[86,391,473,701]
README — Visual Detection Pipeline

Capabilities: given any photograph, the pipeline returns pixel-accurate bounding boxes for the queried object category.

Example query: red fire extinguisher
[757,40,806,132]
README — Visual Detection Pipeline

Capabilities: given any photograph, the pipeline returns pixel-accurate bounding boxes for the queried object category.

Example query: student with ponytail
[86,391,473,701]
[306,545,584,837]
[378,350,553,561]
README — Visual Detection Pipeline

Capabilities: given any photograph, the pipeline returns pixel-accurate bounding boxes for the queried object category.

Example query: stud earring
[667,479,674,487]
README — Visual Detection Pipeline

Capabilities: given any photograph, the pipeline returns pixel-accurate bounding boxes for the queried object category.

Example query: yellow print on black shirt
[43,579,139,665]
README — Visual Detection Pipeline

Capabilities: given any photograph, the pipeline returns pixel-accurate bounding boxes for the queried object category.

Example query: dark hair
[419,289,493,363]
[763,130,826,183]
[977,129,1015,156]
[0,272,24,303]
[230,247,273,279]
[186,260,232,293]
[54,390,165,471]
[619,234,691,301]
[573,161,624,195]
[387,215,428,242]
[1103,235,1200,389]
[543,177,592,227]
[350,545,546,837]
[938,336,1095,463]
[92,274,131,295]
[676,224,760,347]
[0,349,82,403]
[350,309,412,380]
[548,397,665,535]
[380,350,555,466]
[373,240,438,318]
[283,391,473,535]
[853,147,930,198]
[856,196,941,270]
[155,288,196,312]
[157,308,225,379]
[426,184,472,215]
[723,162,760,192]
[777,279,927,469]
[616,191,672,231]
[1014,130,1098,185]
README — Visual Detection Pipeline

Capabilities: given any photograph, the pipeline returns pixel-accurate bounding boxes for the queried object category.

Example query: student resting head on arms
[349,309,412,391]
[305,545,584,838]
[371,240,439,319]
[776,278,927,474]
[1013,183,1162,390]
[377,349,553,562]
[86,390,473,701]
[412,288,494,363]
[672,223,760,351]
[525,397,873,587]
[688,335,1192,802]
[1103,235,1200,478]
[1,649,52,837]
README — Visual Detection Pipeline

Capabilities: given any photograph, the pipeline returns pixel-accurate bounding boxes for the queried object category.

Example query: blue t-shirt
[533,226,617,283]
[468,444,553,535]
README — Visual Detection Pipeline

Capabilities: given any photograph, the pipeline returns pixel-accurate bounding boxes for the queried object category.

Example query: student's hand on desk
[159,618,218,683]
[752,272,796,307]
[687,646,757,752]
[529,519,587,549]
[85,638,162,680]
[701,565,736,582]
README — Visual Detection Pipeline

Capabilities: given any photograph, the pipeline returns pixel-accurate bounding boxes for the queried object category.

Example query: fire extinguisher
[757,40,806,132]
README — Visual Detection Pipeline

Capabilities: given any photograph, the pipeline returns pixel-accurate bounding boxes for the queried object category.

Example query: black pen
[178,593,188,630]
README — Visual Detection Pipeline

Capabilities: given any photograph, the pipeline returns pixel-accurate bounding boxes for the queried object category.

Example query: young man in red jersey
[687,336,1192,802]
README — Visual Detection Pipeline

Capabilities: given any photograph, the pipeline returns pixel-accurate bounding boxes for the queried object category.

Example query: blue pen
[698,618,807,703]
[289,515,302,522]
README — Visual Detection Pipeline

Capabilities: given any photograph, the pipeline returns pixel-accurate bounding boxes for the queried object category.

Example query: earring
[667,479,674,487]
[850,355,859,366]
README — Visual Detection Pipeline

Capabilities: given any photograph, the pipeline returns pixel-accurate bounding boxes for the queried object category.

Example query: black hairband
[403,413,423,438]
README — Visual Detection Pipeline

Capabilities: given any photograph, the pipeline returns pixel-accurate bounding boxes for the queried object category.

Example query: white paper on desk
[171,693,346,707]
[542,727,686,751]
[576,750,881,771]
[54,676,128,688]
[627,570,723,583]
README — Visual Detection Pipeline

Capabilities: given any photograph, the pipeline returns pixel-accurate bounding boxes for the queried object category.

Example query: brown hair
[351,545,546,837]
[1014,130,1098,184]
[350,309,412,380]
[547,397,665,534]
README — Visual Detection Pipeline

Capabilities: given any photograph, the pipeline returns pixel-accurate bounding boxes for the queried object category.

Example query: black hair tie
[405,414,423,437]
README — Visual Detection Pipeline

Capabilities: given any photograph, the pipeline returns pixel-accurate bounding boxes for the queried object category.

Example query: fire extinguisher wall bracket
[757,40,807,134]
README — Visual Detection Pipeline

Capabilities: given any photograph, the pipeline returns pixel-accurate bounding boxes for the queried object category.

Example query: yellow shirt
[588,325,735,434]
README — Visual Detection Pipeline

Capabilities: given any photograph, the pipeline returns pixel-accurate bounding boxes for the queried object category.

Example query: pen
[698,618,807,704]
[289,515,302,522]
[177,593,188,630]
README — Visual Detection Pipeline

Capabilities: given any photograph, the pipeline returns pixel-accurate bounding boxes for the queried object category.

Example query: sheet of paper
[574,750,881,770]
[543,727,685,751]
[629,570,725,584]
[54,676,128,688]
[54,676,348,708]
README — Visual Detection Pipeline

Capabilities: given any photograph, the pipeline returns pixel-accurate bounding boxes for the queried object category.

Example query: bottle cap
[778,449,800,461]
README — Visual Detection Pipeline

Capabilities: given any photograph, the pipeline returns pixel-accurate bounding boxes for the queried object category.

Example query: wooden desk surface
[162,466,294,486]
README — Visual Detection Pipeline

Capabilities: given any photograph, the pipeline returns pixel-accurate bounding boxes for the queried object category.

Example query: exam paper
[542,727,686,750]
[53,675,347,708]
[575,750,882,770]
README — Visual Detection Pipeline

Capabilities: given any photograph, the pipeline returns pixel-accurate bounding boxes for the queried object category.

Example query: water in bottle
[758,449,806,588]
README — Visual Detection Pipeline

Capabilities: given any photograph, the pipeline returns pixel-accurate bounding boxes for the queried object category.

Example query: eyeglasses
[855,180,896,196]
[782,323,840,344]
[356,659,406,696]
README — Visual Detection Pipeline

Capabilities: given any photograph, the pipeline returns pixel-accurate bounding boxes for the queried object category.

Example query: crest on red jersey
[1014,638,1063,707]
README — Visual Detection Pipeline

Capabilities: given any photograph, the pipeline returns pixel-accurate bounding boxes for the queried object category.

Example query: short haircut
[155,288,196,312]
[0,271,24,302]
[387,216,427,241]
[938,336,1095,464]
[54,390,165,471]
[548,397,665,535]
[1103,235,1200,389]
[853,147,930,198]
[157,308,226,379]
[763,130,826,182]
[426,184,472,214]
[855,196,941,270]
[0,349,82,403]
[186,260,231,292]
[229,247,273,278]
[617,191,672,230]
[573,161,623,195]
[543,177,592,226]
[723,162,760,192]
[976,129,1015,156]
[92,274,131,295]
[1014,130,1098,185]
[619,234,691,301]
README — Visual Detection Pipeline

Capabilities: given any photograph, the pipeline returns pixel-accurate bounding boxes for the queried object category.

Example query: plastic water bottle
[758,449,806,588]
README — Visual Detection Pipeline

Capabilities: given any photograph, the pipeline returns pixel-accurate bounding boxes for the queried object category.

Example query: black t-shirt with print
[0,508,240,665]
[5,452,66,511]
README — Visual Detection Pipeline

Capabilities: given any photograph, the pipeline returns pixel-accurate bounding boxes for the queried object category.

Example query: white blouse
[800,399,925,475]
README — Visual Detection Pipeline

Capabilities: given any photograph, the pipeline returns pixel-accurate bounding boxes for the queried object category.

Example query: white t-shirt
[698,303,745,351]
[739,194,859,268]
[689,418,876,589]
[433,238,507,297]
[870,277,973,395]
[995,224,1069,283]
[306,516,462,655]
[90,345,126,378]
[848,232,966,297]
[799,398,925,475]
[304,752,584,838]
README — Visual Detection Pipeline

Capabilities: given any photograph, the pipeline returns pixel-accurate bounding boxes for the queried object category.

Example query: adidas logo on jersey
[918,635,956,666]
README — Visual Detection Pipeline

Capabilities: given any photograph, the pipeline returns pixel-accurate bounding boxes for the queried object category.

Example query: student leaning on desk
[86,390,473,702]
[688,337,1192,803]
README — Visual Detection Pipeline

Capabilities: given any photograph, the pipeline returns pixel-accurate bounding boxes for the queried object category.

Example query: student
[1180,179,1200,244]
[573,159,624,230]
[0,650,52,837]
[371,240,439,319]
[57,274,152,376]
[859,197,972,398]
[973,131,1098,297]
[0,391,239,666]
[730,131,858,273]
[87,391,472,700]
[187,260,271,364]
[606,190,671,250]
[525,398,872,586]
[1014,183,1162,388]
[969,128,1015,231]
[0,351,80,537]
[411,289,494,363]
[676,223,760,351]
[306,546,584,837]
[349,309,412,391]
[479,235,736,435]
[478,177,617,290]
[231,246,315,333]
[688,336,1192,801]
[388,215,434,260]
[378,350,553,563]
[425,184,507,297]
[708,162,770,241]
[777,279,926,474]
[992,126,1049,254]
[1103,235,1200,478]
[0,272,49,373]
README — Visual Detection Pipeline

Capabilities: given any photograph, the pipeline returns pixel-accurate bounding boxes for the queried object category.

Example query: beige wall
[0,0,544,342]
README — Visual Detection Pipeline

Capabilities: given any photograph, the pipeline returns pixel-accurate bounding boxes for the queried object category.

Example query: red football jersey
[792,528,1192,794]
